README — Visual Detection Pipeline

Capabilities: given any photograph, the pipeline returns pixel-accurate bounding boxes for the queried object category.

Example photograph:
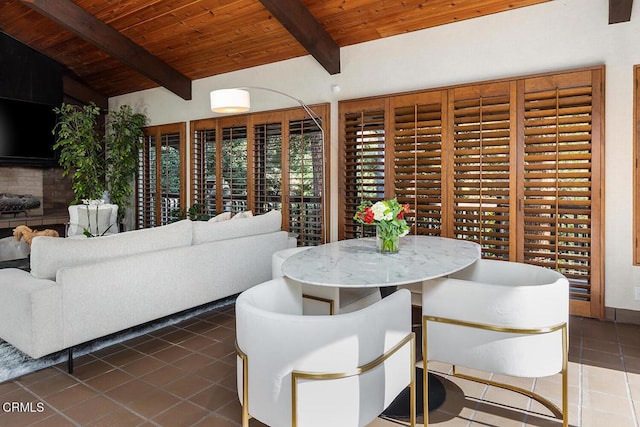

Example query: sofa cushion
[30,219,193,280]
[208,212,232,222]
[231,210,253,220]
[192,210,281,245]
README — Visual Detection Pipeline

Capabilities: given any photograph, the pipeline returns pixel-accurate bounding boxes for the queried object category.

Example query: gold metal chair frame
[422,315,568,427]
[302,293,336,315]
[236,331,416,427]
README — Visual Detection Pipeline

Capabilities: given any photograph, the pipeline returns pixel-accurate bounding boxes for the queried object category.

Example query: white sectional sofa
[0,210,290,365]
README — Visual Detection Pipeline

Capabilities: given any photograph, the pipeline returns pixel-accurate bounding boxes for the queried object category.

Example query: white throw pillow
[231,211,253,220]
[192,210,281,245]
[208,212,232,222]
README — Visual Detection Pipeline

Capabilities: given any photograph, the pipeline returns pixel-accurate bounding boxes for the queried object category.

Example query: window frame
[634,65,640,265]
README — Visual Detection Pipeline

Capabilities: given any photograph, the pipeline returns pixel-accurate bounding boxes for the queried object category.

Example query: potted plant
[53,103,105,203]
[54,103,148,227]
[104,105,148,224]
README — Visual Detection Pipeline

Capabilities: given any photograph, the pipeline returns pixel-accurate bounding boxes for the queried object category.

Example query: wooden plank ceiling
[0,0,572,100]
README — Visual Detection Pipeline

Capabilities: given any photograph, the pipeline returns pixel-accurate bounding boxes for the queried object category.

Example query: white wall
[110,0,640,312]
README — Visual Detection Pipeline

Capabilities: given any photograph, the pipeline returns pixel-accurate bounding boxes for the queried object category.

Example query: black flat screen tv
[0,97,58,166]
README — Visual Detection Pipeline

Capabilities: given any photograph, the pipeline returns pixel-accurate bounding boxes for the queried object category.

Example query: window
[339,100,386,239]
[450,83,514,259]
[339,67,605,318]
[520,71,603,317]
[191,119,216,215]
[137,123,186,228]
[190,104,329,245]
[392,93,445,237]
[221,124,249,213]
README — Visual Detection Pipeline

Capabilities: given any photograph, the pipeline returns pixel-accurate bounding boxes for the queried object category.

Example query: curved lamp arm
[210,87,328,243]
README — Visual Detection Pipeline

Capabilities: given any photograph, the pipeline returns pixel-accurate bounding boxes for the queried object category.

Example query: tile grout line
[617,322,640,427]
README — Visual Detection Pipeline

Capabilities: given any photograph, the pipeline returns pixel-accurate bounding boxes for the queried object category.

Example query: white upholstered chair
[421,259,569,427]
[235,277,416,427]
[67,204,119,237]
[272,247,381,315]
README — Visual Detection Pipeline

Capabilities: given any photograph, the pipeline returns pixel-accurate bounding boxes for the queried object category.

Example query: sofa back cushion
[30,219,193,280]
[192,210,282,245]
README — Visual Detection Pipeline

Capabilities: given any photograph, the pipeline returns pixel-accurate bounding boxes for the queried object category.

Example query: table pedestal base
[382,368,445,418]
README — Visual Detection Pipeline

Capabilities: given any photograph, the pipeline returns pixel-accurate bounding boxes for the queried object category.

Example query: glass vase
[376,225,400,254]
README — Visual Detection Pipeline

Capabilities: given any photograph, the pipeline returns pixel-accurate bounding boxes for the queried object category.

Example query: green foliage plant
[54,103,148,223]
[169,203,212,223]
[105,105,148,222]
[53,103,105,203]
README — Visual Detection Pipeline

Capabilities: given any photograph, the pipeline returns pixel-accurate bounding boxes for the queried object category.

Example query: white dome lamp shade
[210,88,251,113]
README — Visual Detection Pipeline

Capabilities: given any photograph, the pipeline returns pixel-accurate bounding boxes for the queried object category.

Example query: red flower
[397,204,410,219]
[363,207,375,224]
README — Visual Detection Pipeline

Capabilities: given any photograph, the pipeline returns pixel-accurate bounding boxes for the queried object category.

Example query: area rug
[0,297,235,384]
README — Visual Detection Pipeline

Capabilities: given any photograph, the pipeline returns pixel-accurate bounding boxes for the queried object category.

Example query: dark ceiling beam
[610,0,634,24]
[258,0,340,75]
[20,0,192,100]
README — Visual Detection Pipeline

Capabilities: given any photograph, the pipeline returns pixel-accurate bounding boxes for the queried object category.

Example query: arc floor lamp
[210,87,328,243]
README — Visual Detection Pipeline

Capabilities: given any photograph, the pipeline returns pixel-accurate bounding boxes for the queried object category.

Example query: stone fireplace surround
[0,166,74,236]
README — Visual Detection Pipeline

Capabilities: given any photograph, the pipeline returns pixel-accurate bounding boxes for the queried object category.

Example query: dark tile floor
[0,303,638,426]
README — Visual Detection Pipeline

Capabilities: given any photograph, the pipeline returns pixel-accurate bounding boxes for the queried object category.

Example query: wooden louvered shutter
[220,124,248,213]
[253,121,283,215]
[450,83,515,259]
[392,92,445,236]
[288,117,324,245]
[520,69,604,318]
[191,119,216,217]
[137,133,156,228]
[137,123,186,228]
[159,131,183,224]
[340,101,386,239]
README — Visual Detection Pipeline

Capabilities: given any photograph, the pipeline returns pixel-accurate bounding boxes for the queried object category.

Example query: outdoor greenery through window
[137,123,186,228]
[191,105,329,246]
[339,67,604,318]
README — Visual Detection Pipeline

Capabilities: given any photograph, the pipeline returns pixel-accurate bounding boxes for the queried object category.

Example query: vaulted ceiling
[0,0,633,102]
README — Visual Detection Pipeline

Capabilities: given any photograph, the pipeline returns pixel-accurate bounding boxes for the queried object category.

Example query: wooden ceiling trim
[20,0,193,100]
[259,0,341,74]
[609,0,634,24]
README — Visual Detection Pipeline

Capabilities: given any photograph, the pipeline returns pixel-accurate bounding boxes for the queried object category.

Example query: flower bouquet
[353,198,410,253]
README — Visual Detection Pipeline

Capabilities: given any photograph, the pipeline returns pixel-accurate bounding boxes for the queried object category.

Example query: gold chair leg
[410,333,416,427]
[236,343,251,427]
[562,323,568,427]
[422,315,429,427]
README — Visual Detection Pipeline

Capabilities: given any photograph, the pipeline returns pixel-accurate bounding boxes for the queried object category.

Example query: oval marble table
[282,235,481,288]
[282,235,482,419]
